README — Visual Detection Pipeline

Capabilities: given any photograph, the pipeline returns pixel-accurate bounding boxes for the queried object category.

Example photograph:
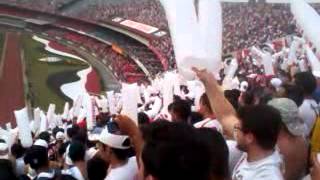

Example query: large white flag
[291,0,320,53]
[160,0,222,80]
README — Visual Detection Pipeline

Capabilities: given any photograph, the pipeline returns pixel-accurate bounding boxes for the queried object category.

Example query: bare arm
[115,115,144,168]
[193,68,238,139]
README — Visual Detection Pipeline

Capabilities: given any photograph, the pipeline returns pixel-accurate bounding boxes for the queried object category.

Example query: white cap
[270,78,282,90]
[313,71,320,78]
[34,139,48,149]
[99,128,130,149]
[56,132,65,141]
[240,81,249,92]
[85,148,98,161]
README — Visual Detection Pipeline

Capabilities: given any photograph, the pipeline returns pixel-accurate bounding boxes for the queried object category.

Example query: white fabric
[107,91,117,115]
[16,157,25,175]
[194,118,223,133]
[299,99,319,136]
[99,128,130,149]
[291,0,320,53]
[227,140,243,172]
[61,67,91,101]
[232,150,284,180]
[145,96,162,118]
[105,157,138,180]
[34,139,48,149]
[305,46,320,75]
[84,93,95,130]
[15,108,33,148]
[63,166,85,180]
[121,83,139,124]
[62,102,70,120]
[33,108,41,133]
[160,0,222,80]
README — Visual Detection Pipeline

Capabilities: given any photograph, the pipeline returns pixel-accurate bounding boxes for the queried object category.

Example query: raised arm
[114,115,144,167]
[192,67,238,139]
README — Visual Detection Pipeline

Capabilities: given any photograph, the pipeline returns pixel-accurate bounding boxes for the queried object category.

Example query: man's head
[139,121,227,180]
[294,72,317,96]
[234,105,282,152]
[24,145,49,171]
[280,83,304,107]
[37,131,51,144]
[168,100,191,123]
[98,128,131,164]
[68,141,86,163]
[87,157,108,180]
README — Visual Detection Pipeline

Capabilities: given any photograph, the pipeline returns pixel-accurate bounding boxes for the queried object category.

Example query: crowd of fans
[0,28,320,180]
[1,2,320,180]
[39,26,146,83]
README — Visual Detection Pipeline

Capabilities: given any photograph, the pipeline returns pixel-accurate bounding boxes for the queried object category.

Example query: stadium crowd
[0,31,320,180]
[1,1,320,180]
[70,1,298,55]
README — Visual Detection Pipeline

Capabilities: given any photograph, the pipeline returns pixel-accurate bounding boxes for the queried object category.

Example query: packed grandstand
[0,0,320,180]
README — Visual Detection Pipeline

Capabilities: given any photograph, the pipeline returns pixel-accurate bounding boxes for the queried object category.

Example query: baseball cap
[55,131,65,141]
[98,128,130,149]
[34,139,48,149]
[268,98,306,136]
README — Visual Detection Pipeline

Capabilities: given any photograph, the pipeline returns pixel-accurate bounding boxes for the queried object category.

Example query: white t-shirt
[16,157,25,175]
[194,118,223,133]
[105,157,138,180]
[232,150,284,180]
[63,166,85,180]
[299,99,318,136]
[227,140,243,172]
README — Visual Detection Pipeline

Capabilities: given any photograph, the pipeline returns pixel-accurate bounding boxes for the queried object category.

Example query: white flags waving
[14,108,33,148]
[121,83,139,124]
[160,0,222,80]
[291,0,320,53]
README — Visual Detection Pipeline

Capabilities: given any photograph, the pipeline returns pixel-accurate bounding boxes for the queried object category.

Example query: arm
[312,154,320,180]
[114,115,144,168]
[192,68,238,139]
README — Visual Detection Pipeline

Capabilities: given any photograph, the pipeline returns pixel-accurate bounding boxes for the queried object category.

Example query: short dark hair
[196,128,230,179]
[71,129,88,145]
[138,112,150,126]
[38,131,51,144]
[282,83,304,107]
[200,93,212,113]
[87,157,108,180]
[224,90,241,110]
[237,105,282,150]
[168,100,191,122]
[142,121,213,180]
[0,159,18,180]
[67,125,80,139]
[69,141,86,162]
[11,143,25,159]
[24,146,48,170]
[294,72,317,96]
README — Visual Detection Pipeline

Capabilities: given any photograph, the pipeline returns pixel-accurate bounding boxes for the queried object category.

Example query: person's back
[233,150,284,180]
[299,98,318,136]
[278,135,308,180]
[105,156,137,180]
[268,98,309,180]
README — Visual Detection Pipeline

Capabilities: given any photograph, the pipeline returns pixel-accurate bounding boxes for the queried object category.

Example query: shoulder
[253,167,284,180]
